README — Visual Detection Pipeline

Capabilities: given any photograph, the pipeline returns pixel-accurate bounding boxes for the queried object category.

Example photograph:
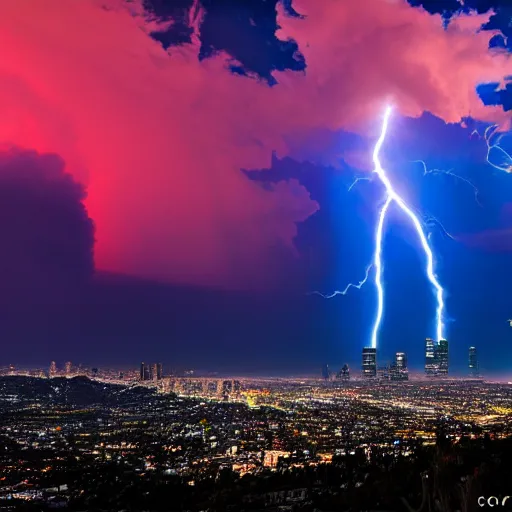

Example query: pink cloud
[274,0,511,134]
[0,0,509,289]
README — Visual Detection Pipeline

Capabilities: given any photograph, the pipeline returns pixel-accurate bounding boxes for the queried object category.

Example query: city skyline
[1,339,503,381]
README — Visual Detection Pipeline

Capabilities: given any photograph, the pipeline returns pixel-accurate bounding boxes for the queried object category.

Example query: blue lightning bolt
[370,106,446,347]
[477,125,512,172]
[312,107,447,348]
[370,195,392,349]
[310,264,373,298]
[348,176,372,191]
[424,213,456,242]
[414,160,483,207]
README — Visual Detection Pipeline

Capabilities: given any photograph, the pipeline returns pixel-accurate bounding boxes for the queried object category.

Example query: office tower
[65,361,72,376]
[395,352,407,371]
[222,380,233,396]
[469,346,479,377]
[425,338,437,375]
[391,352,408,381]
[140,362,147,381]
[337,364,350,381]
[437,339,449,376]
[390,362,398,381]
[8,364,15,376]
[321,364,330,380]
[150,363,157,381]
[362,348,377,379]
[156,363,163,380]
[425,338,449,377]
[49,361,57,378]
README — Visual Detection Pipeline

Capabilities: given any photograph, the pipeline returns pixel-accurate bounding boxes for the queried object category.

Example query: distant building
[65,361,72,376]
[337,364,350,381]
[425,338,437,376]
[139,362,163,381]
[469,346,479,377]
[321,364,330,381]
[390,352,408,381]
[437,339,449,376]
[140,362,151,381]
[362,348,377,379]
[49,361,57,378]
[377,365,390,380]
[425,338,449,377]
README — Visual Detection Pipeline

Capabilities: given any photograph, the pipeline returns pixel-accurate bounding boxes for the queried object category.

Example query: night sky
[0,0,511,376]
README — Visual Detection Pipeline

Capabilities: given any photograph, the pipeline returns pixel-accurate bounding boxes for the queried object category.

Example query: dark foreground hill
[0,375,155,409]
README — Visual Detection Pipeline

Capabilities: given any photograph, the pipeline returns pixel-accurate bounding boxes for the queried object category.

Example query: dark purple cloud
[0,148,94,306]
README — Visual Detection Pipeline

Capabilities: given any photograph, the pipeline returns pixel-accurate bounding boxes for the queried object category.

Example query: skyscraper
[65,361,72,376]
[337,364,350,381]
[425,338,437,376]
[49,361,57,378]
[362,348,377,379]
[321,364,330,380]
[425,338,449,377]
[437,339,449,376]
[391,352,408,381]
[140,362,148,381]
[156,363,163,380]
[469,346,479,377]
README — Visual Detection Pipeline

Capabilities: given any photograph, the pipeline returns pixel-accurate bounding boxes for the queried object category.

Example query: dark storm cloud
[0,148,94,304]
[143,0,195,48]
[146,0,305,83]
[197,0,305,84]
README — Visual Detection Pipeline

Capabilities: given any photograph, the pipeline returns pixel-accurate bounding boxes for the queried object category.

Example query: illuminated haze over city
[0,0,512,377]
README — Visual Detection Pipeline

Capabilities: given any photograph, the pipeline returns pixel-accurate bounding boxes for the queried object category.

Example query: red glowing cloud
[0,0,509,288]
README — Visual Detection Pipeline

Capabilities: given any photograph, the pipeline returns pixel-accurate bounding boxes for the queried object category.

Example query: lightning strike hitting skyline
[370,106,446,348]
[370,195,392,350]
[313,106,448,349]
[313,108,512,350]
